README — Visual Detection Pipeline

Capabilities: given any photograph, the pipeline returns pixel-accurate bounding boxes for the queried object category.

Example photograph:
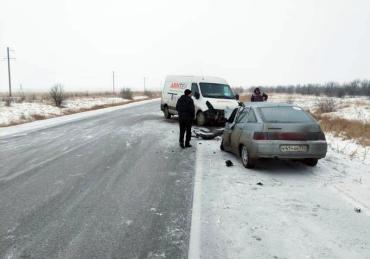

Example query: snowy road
[0,101,195,259]
[1,100,370,259]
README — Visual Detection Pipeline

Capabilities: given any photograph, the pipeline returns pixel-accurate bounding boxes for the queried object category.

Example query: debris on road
[225,160,233,167]
[252,235,262,241]
[193,127,224,140]
[354,207,362,213]
[256,182,264,186]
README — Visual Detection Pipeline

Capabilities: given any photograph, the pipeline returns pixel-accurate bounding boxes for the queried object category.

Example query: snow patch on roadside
[133,95,148,100]
[0,102,62,125]
[326,134,370,165]
[0,99,159,138]
[0,96,147,126]
[194,137,370,258]
[63,97,128,110]
[267,93,370,122]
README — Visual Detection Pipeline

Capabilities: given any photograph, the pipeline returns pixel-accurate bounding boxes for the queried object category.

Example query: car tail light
[253,132,269,140]
[253,132,326,141]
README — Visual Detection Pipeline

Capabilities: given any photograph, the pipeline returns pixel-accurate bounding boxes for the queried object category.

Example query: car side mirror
[235,94,240,100]
[194,92,200,99]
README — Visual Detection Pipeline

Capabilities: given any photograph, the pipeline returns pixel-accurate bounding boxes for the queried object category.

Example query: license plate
[280,145,308,152]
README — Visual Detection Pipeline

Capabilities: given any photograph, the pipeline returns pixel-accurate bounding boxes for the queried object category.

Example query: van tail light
[253,132,326,141]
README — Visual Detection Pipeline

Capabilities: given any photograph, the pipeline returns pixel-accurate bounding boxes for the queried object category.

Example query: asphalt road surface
[0,101,195,259]
[2,100,370,259]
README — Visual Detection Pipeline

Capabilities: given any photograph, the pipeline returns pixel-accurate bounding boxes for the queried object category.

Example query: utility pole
[112,71,115,94]
[143,76,146,92]
[7,47,12,97]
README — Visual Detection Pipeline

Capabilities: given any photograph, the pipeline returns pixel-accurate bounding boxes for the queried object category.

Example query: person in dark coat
[176,89,195,148]
[251,87,268,102]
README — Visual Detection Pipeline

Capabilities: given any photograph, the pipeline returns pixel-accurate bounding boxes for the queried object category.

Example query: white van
[160,75,240,126]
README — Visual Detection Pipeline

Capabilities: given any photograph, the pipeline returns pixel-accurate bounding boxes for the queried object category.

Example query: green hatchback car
[221,103,327,168]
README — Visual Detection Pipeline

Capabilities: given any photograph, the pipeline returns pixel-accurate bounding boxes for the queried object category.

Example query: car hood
[205,98,239,110]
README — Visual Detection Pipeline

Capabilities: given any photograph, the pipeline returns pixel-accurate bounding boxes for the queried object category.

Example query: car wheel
[164,106,171,119]
[240,145,256,169]
[220,139,225,151]
[303,158,318,167]
[196,111,206,126]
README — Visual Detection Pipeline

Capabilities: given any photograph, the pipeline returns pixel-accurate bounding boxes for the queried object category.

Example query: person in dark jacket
[176,89,195,148]
[251,87,268,102]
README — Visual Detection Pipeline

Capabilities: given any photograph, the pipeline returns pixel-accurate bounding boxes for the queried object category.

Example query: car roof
[165,75,228,84]
[243,102,298,108]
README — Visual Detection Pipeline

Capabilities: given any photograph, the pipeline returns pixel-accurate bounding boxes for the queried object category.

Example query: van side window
[191,83,199,95]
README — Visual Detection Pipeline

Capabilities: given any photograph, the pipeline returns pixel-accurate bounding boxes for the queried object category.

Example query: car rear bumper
[249,140,327,159]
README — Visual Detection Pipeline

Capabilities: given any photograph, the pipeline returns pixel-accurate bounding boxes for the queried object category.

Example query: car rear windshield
[199,83,235,99]
[258,106,314,123]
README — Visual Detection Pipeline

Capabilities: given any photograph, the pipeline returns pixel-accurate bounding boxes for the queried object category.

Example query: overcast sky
[1,0,369,92]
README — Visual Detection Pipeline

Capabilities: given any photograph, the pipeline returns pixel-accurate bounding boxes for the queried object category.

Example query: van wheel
[164,106,171,119]
[196,111,206,126]
[303,158,318,167]
[240,145,256,169]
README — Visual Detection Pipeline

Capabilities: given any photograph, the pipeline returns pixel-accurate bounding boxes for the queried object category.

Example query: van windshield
[259,106,314,123]
[199,83,235,99]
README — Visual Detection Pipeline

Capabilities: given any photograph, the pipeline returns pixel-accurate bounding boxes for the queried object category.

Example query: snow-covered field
[267,93,370,122]
[191,136,370,259]
[0,96,148,126]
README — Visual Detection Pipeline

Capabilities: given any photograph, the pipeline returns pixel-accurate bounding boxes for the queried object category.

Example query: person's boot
[179,142,185,149]
[185,143,192,148]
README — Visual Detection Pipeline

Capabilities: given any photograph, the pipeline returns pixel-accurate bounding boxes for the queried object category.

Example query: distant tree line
[241,80,370,98]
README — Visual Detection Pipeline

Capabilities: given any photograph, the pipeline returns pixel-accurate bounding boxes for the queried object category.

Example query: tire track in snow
[188,142,203,259]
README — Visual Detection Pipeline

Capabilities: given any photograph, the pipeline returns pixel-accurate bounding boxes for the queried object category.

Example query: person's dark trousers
[179,118,192,145]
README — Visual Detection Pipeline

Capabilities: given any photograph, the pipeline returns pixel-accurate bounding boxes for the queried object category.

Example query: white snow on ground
[192,137,370,259]
[0,102,63,125]
[326,134,370,165]
[63,97,128,110]
[133,95,148,100]
[266,93,370,122]
[327,105,370,123]
[0,96,147,126]
[0,99,159,138]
